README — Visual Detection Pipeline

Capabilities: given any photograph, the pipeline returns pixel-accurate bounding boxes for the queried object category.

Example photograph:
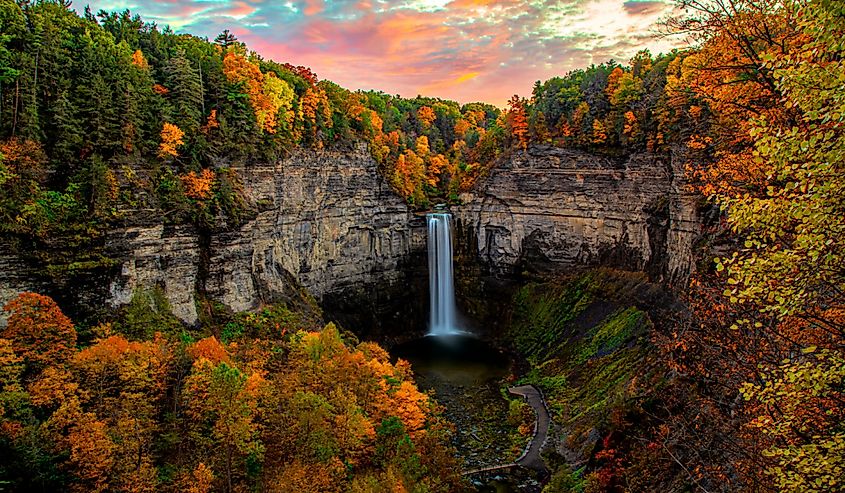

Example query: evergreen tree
[165,48,203,134]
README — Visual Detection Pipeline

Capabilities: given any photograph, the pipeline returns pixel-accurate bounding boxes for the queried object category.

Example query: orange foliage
[265,459,345,493]
[202,109,219,133]
[426,154,448,188]
[605,67,624,96]
[300,86,332,135]
[223,53,293,133]
[29,366,78,407]
[180,169,215,200]
[417,106,436,128]
[507,95,529,149]
[67,416,116,493]
[185,463,214,493]
[187,336,230,364]
[0,138,47,183]
[152,84,169,95]
[2,292,76,370]
[131,50,148,69]
[622,111,638,137]
[158,122,184,159]
[391,380,428,435]
[454,118,471,138]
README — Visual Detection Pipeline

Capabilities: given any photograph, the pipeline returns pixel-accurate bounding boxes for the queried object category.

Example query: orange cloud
[303,0,324,16]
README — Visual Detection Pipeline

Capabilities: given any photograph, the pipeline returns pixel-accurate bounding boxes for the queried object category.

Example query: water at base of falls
[427,212,462,336]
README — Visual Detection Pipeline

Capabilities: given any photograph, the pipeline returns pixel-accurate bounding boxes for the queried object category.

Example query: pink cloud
[225,1,256,18]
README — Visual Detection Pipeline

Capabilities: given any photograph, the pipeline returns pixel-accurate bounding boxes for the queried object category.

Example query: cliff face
[199,146,428,334]
[0,144,428,333]
[0,144,698,335]
[453,145,699,286]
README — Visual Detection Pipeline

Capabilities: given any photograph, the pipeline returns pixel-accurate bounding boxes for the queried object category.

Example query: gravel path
[463,384,551,476]
[508,384,551,471]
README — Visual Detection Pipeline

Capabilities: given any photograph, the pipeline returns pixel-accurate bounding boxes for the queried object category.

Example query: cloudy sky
[75,0,683,106]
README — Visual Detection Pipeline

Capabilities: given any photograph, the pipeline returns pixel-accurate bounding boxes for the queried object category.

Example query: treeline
[0,0,502,240]
[0,0,707,239]
[0,292,464,492]
[521,50,699,152]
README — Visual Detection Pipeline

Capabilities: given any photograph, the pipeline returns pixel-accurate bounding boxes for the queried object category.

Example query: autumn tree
[158,122,184,159]
[506,95,528,149]
[662,1,845,491]
[712,3,845,488]
[181,169,215,200]
[2,293,76,372]
[183,358,265,493]
[416,106,436,129]
[223,52,294,134]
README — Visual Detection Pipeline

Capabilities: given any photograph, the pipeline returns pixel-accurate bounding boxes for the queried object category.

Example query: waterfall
[427,212,459,335]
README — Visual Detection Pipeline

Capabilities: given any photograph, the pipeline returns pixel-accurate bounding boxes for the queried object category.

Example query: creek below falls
[393,335,544,492]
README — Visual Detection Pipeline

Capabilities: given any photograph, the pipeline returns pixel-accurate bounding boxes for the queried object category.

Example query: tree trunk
[12,79,19,136]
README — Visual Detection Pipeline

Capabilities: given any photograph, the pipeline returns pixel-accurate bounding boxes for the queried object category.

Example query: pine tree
[214,30,237,50]
[165,48,203,134]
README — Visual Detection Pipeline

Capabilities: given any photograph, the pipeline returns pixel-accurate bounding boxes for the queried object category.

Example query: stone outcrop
[200,146,428,334]
[0,144,428,333]
[453,145,699,285]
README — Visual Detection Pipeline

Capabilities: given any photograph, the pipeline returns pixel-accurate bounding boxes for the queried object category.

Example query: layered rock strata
[0,144,698,333]
[0,144,427,331]
[453,145,698,285]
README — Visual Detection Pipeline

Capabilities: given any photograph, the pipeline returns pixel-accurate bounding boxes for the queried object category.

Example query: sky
[75,0,684,107]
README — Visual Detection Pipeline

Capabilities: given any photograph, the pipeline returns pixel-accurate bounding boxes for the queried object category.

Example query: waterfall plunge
[427,213,460,336]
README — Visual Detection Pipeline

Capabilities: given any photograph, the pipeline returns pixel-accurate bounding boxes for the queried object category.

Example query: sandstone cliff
[453,145,699,286]
[0,144,428,332]
[0,144,698,333]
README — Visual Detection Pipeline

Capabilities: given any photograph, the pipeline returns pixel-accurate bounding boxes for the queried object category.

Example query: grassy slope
[505,269,670,491]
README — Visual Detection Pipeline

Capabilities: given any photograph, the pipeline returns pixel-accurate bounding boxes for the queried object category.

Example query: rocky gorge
[0,143,698,336]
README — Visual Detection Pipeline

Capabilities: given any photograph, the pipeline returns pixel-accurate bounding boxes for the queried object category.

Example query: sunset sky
[75,0,684,106]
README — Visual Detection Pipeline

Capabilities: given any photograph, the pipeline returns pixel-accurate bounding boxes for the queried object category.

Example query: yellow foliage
[223,52,294,133]
[157,123,184,159]
[417,106,436,128]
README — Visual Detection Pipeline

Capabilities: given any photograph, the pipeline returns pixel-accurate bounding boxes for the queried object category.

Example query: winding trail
[463,384,551,476]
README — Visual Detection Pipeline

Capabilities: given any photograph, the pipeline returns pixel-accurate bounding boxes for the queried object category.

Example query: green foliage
[507,271,659,487]
[528,51,688,151]
[509,274,597,363]
[572,307,644,365]
[116,287,182,340]
[544,465,586,493]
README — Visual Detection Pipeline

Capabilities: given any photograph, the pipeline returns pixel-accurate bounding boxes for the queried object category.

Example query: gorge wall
[453,145,699,286]
[0,144,698,335]
[0,144,429,336]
